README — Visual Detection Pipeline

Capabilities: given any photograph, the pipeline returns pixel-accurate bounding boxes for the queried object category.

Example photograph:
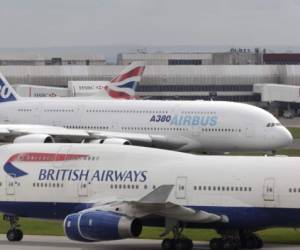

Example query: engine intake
[13,134,54,143]
[64,211,142,242]
[89,138,131,145]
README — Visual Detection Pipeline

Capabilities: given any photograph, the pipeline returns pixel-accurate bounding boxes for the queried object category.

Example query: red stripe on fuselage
[8,153,87,162]
[110,66,145,84]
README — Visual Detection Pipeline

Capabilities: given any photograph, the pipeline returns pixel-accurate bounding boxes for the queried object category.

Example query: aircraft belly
[0,201,299,229]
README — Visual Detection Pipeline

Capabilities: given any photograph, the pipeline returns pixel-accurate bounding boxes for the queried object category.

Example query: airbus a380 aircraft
[1,143,300,250]
[0,69,292,153]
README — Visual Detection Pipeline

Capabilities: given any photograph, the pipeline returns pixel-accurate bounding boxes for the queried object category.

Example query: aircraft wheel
[162,239,175,250]
[245,236,257,249]
[223,238,240,250]
[15,229,23,241]
[209,238,223,250]
[255,237,263,249]
[174,239,193,250]
[7,229,23,242]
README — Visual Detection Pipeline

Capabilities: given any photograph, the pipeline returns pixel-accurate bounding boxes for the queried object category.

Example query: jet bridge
[253,83,300,103]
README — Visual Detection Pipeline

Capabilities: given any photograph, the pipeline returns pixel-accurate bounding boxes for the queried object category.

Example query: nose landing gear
[3,214,23,242]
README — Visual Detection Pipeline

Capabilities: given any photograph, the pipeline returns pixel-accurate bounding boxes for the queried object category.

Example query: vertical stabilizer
[0,73,19,102]
[106,61,145,99]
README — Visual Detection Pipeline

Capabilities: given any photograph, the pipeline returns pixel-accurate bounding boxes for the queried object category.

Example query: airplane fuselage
[1,143,300,230]
[0,99,292,152]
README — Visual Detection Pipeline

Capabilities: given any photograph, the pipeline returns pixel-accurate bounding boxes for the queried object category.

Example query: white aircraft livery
[0,70,292,153]
[0,143,300,250]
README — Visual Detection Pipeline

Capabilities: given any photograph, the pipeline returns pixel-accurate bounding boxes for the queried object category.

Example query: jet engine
[89,138,131,145]
[13,134,55,143]
[64,211,142,242]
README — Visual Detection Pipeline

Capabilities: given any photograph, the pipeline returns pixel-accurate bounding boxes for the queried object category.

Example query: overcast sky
[0,0,299,48]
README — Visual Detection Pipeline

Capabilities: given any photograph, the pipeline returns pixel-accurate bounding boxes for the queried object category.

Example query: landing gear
[210,237,240,250]
[3,214,23,242]
[161,223,193,250]
[162,238,193,250]
[240,232,263,249]
[209,230,263,250]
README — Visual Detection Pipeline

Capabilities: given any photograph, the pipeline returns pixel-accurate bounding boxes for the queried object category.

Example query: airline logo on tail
[4,152,87,178]
[0,73,18,102]
[106,61,145,99]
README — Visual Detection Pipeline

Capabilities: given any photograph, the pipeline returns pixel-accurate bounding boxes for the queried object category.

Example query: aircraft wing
[0,124,199,151]
[88,185,228,226]
[0,124,90,142]
[88,131,196,150]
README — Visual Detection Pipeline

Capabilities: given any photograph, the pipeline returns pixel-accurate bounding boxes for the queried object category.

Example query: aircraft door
[77,182,88,197]
[33,104,42,123]
[6,174,15,197]
[245,123,254,138]
[263,178,276,207]
[175,176,187,200]
[110,121,120,132]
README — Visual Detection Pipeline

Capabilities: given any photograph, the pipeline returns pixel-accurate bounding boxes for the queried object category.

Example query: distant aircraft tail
[106,61,145,99]
[0,73,20,103]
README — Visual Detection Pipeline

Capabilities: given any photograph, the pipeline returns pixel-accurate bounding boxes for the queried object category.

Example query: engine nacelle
[89,138,131,145]
[64,211,142,242]
[13,134,55,143]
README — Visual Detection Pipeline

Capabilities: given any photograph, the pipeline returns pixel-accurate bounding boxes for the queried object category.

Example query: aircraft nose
[279,127,293,147]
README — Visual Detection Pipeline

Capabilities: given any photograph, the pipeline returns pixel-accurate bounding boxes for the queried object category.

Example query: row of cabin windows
[17,107,216,116]
[181,111,216,115]
[194,185,252,192]
[33,182,63,188]
[86,110,169,114]
[64,125,109,130]
[289,188,300,193]
[18,109,75,113]
[44,109,75,113]
[121,126,188,131]
[110,184,156,190]
[65,125,189,132]
[18,108,32,112]
[202,128,242,133]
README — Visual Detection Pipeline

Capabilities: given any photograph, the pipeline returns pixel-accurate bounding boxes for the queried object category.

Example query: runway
[0,235,298,250]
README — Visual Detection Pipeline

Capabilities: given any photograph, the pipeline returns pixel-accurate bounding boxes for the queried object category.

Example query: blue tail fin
[0,73,19,103]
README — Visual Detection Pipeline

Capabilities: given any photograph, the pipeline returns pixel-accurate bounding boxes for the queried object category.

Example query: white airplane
[0,70,292,153]
[1,143,300,250]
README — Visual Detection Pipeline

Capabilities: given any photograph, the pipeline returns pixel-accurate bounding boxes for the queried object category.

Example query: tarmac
[0,235,298,250]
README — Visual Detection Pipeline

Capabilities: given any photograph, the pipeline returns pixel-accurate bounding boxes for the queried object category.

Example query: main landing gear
[161,222,193,250]
[209,230,263,250]
[3,214,23,242]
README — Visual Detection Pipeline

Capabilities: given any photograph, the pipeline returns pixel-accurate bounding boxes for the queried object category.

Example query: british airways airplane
[1,143,300,250]
[0,67,292,153]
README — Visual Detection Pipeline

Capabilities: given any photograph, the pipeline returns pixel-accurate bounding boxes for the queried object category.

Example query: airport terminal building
[1,51,300,115]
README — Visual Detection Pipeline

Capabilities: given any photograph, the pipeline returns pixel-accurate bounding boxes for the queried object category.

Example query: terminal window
[168,59,202,65]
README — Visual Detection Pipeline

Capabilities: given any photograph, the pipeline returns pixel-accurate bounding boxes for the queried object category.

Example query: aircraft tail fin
[0,73,20,103]
[106,61,145,99]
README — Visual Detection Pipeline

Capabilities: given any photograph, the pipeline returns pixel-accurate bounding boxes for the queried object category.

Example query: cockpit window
[266,122,281,127]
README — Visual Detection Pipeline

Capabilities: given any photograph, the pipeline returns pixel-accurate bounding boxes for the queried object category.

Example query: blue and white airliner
[1,143,300,250]
[0,64,292,153]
